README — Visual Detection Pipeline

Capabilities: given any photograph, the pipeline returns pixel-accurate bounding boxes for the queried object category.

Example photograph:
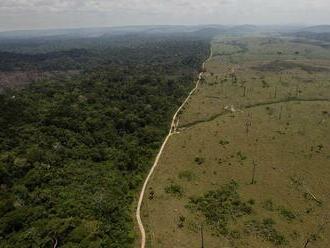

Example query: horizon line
[1,23,326,34]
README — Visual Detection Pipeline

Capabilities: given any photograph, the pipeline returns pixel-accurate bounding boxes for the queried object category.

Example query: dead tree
[245,112,252,136]
[296,85,300,97]
[251,160,257,184]
[243,86,247,97]
[304,217,328,248]
[245,120,252,135]
[201,224,204,248]
[279,105,283,120]
[274,86,278,98]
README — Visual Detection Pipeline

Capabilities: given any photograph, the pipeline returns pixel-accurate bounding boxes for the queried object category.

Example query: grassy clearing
[142,36,330,247]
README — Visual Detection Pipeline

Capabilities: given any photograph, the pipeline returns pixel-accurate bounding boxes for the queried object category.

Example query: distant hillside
[188,27,227,38]
[0,25,226,41]
[292,32,330,43]
[227,25,258,34]
[0,25,306,43]
[224,25,302,35]
[301,25,330,33]
[286,25,330,43]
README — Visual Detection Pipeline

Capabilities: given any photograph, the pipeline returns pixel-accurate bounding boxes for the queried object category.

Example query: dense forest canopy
[0,33,210,247]
[0,35,207,70]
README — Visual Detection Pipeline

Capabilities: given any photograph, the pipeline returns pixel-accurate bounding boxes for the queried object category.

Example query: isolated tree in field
[251,160,257,184]
[200,223,205,248]
[245,112,253,136]
[296,85,300,97]
[274,86,278,98]
[278,105,283,120]
[242,82,247,97]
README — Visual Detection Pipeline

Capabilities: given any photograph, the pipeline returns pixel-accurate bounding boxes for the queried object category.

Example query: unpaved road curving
[135,46,213,248]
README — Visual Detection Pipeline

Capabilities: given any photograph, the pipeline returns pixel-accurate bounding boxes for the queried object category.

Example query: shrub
[262,80,270,88]
[219,140,230,146]
[187,181,252,235]
[194,157,205,165]
[177,215,186,228]
[178,171,195,181]
[278,207,296,221]
[245,218,287,245]
[165,183,184,197]
[237,151,247,161]
[262,200,275,211]
[263,200,296,221]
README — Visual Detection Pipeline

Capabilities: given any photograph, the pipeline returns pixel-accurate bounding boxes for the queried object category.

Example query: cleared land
[142,36,330,247]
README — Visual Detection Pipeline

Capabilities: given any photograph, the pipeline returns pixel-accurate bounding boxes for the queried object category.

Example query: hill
[301,25,330,33]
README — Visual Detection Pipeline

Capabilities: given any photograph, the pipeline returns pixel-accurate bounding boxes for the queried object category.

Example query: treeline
[0,34,208,73]
[0,36,210,247]
[0,49,90,71]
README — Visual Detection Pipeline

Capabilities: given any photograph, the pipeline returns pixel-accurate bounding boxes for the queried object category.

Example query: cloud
[0,0,236,14]
[0,0,329,31]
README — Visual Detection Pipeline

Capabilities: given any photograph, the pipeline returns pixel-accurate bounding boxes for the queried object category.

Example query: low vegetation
[245,218,287,245]
[187,181,252,236]
[262,200,296,221]
[164,183,184,198]
[194,156,205,165]
[178,170,196,181]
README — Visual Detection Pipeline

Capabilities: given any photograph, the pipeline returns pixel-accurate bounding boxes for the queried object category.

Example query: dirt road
[135,46,213,248]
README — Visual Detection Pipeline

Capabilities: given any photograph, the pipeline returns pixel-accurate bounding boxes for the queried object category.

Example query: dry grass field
[141,36,330,248]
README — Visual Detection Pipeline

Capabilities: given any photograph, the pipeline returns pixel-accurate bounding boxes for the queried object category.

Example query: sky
[0,0,330,31]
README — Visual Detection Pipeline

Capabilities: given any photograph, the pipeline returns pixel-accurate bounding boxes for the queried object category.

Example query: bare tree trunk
[279,105,283,120]
[201,224,204,248]
[251,160,256,184]
[304,216,328,248]
[274,86,277,98]
[296,85,299,97]
[245,120,252,135]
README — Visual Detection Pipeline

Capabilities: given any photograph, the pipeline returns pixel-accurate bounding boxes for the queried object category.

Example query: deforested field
[142,35,330,248]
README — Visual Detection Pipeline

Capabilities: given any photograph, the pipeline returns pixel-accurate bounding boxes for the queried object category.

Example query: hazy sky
[0,0,329,31]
